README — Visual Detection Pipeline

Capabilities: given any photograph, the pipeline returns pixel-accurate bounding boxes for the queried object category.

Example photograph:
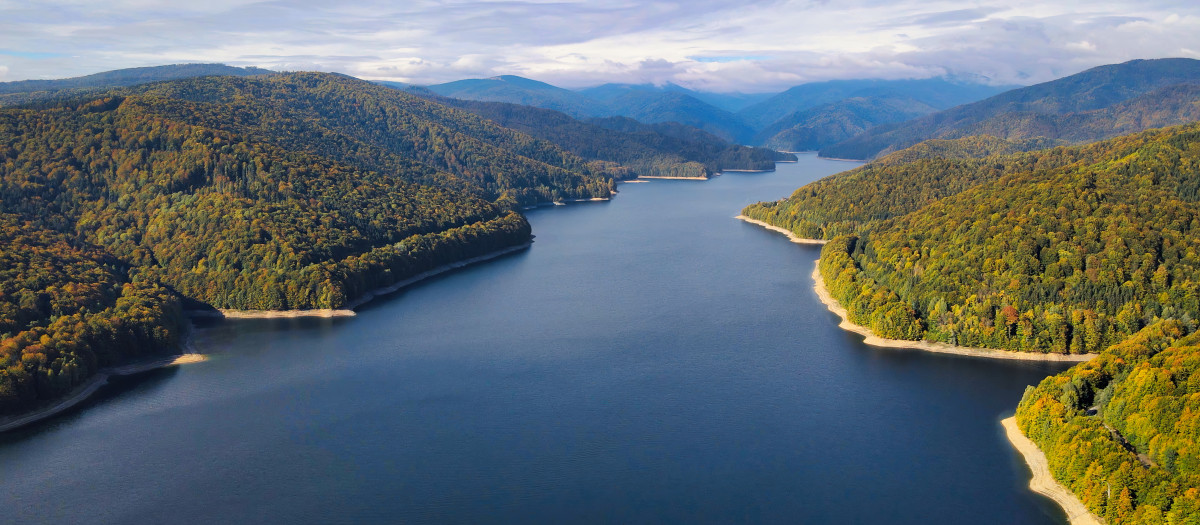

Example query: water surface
[0,155,1071,524]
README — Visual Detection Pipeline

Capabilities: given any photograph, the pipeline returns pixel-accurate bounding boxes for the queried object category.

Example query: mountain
[0,63,275,106]
[428,77,757,143]
[425,75,602,119]
[736,77,1012,130]
[596,89,755,143]
[746,121,1200,521]
[423,96,793,178]
[574,82,769,112]
[0,71,630,415]
[823,58,1200,160]
[753,95,937,152]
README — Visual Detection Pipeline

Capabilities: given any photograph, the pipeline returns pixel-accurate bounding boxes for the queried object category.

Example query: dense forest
[1016,321,1200,523]
[753,95,935,152]
[736,77,1010,130]
[0,72,635,415]
[426,75,757,143]
[747,120,1200,522]
[0,70,799,417]
[0,63,275,107]
[122,73,619,207]
[425,96,790,178]
[822,58,1200,160]
[0,215,182,413]
[771,123,1200,353]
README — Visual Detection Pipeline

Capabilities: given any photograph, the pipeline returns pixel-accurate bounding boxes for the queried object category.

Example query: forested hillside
[0,215,182,414]
[428,97,791,178]
[737,77,1010,130]
[758,123,1200,352]
[426,75,600,119]
[823,58,1200,159]
[125,73,618,207]
[0,72,638,415]
[1017,321,1200,523]
[753,96,936,152]
[0,63,275,107]
[746,122,1200,522]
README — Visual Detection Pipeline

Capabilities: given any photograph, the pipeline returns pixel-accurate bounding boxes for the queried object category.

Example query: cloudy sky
[2,0,1199,92]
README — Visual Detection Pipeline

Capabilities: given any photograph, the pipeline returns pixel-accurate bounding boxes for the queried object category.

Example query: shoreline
[636,175,709,180]
[1002,417,1103,525]
[0,353,208,433]
[816,156,867,162]
[5,243,533,432]
[343,242,531,310]
[185,242,533,319]
[735,215,1092,361]
[810,262,1093,361]
[735,215,829,245]
[720,169,773,173]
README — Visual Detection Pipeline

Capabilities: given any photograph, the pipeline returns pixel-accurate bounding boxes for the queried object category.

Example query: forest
[0,72,638,415]
[747,119,1200,522]
[772,123,1200,353]
[426,97,792,179]
[1016,321,1200,523]
[820,58,1200,160]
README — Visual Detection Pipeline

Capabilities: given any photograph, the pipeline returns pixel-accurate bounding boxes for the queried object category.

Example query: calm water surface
[0,155,1072,524]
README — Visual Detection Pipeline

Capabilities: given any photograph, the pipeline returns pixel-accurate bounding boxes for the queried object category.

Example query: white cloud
[0,0,1198,91]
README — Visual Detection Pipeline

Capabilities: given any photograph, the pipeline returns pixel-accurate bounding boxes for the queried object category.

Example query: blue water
[0,155,1071,524]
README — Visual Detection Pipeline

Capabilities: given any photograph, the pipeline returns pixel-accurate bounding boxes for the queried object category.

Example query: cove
[0,155,1074,524]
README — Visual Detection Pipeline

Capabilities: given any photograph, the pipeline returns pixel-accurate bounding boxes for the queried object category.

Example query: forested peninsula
[743,122,1200,522]
[0,71,637,417]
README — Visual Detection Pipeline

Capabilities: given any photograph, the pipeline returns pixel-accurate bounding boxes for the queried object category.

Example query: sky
[2,0,1199,92]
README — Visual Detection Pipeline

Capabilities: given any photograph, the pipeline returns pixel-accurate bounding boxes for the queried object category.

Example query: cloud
[0,0,1198,92]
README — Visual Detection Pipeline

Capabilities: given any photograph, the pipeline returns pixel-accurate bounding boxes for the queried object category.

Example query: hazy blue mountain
[574,82,769,111]
[420,96,793,177]
[822,58,1200,159]
[428,77,759,143]
[597,90,755,143]
[0,63,274,98]
[753,96,937,151]
[737,77,1012,130]
[425,75,603,119]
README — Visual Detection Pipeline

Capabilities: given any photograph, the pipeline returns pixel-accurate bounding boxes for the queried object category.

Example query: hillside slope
[427,97,791,178]
[754,96,937,152]
[737,77,1010,130]
[823,58,1200,159]
[0,63,275,106]
[0,72,637,414]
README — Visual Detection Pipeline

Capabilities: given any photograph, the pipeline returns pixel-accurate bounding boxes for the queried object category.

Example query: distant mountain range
[422,95,792,178]
[752,95,937,152]
[9,58,1200,167]
[822,58,1200,159]
[0,63,274,105]
[421,75,1012,147]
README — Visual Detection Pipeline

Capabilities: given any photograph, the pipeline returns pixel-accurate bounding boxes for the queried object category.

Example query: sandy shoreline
[735,215,1092,361]
[185,242,532,319]
[735,215,829,245]
[1002,417,1103,525]
[189,308,356,319]
[810,262,1094,361]
[0,353,208,433]
[343,242,531,310]
[636,175,709,180]
[3,243,533,432]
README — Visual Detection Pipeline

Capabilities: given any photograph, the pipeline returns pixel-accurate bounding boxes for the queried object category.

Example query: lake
[0,155,1073,524]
